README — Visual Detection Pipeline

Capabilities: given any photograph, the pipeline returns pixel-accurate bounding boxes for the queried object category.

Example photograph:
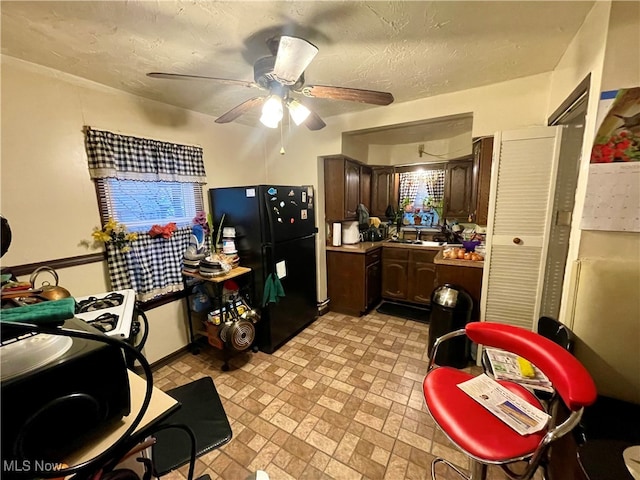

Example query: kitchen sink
[415,241,445,247]
[388,239,445,246]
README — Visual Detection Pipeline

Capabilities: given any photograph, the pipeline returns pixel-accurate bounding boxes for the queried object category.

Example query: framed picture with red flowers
[591,88,640,164]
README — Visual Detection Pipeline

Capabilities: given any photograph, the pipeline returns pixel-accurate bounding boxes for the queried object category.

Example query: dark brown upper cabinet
[324,155,361,222]
[371,167,399,218]
[471,137,494,226]
[443,158,474,220]
[360,165,372,214]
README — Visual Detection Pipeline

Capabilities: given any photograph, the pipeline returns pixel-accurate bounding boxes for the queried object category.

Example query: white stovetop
[74,289,137,339]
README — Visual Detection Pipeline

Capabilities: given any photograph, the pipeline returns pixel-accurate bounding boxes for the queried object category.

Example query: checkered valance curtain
[399,170,445,205]
[85,127,205,301]
[84,127,206,183]
[106,227,193,302]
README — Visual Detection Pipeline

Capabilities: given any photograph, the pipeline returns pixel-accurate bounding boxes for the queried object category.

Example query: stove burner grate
[87,313,119,333]
[76,293,124,313]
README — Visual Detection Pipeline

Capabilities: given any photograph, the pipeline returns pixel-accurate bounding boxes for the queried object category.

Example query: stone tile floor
[153,309,539,480]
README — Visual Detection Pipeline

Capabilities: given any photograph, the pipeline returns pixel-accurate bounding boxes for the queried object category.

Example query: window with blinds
[96,178,204,232]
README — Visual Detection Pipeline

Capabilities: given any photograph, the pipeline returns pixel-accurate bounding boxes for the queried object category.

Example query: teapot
[30,266,71,301]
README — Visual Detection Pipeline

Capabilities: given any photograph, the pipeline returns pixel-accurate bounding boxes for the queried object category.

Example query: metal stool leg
[431,458,470,480]
[469,460,487,480]
[431,458,488,480]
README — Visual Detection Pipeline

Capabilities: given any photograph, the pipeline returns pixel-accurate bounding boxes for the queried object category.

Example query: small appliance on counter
[341,220,360,244]
[1,317,131,464]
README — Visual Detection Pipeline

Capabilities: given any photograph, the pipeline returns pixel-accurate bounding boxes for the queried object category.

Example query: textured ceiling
[1,1,594,129]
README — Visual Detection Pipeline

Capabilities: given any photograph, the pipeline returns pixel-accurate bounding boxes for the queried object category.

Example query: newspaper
[484,347,554,393]
[458,374,550,435]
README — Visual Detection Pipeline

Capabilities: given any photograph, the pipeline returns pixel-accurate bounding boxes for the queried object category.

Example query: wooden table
[66,371,179,468]
[182,267,253,370]
[182,266,252,284]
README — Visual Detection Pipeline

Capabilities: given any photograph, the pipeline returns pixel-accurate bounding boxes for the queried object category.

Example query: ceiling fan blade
[304,110,326,131]
[299,85,394,106]
[215,97,265,124]
[147,72,262,89]
[273,36,319,85]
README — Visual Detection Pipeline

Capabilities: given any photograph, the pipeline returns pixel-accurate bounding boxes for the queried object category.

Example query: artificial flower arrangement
[193,211,211,237]
[148,222,177,239]
[92,218,138,253]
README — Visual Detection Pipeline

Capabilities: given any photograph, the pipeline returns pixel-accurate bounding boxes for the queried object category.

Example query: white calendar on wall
[581,87,640,232]
[581,162,640,232]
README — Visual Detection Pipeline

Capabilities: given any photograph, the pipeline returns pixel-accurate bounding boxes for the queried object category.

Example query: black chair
[536,316,574,353]
[151,377,233,478]
[99,377,232,480]
[482,316,575,398]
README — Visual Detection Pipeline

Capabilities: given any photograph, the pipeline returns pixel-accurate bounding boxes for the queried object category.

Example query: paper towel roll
[332,223,342,246]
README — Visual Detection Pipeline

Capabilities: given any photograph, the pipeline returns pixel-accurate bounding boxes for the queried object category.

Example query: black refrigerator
[209,185,318,353]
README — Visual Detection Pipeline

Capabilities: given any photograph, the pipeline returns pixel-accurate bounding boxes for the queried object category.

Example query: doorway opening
[539,80,589,320]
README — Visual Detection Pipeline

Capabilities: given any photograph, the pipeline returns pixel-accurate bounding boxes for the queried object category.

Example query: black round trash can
[428,284,473,368]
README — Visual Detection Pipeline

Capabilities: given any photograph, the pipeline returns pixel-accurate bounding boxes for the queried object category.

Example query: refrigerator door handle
[261,243,274,274]
[263,192,279,270]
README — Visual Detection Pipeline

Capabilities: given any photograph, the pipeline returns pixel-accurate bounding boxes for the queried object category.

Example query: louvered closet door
[481,126,563,330]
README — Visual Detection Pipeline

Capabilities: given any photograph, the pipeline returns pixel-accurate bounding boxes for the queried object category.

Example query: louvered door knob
[513,237,522,244]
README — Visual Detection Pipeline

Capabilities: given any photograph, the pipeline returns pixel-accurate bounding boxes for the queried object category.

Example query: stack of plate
[183,245,206,274]
[199,256,229,278]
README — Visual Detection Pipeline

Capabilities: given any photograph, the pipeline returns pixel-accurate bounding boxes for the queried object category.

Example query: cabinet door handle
[513,237,522,245]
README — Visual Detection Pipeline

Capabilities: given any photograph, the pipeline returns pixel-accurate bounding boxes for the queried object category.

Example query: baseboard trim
[147,345,192,372]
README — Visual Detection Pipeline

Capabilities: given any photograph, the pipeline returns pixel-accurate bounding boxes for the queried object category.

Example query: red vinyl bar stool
[423,322,597,480]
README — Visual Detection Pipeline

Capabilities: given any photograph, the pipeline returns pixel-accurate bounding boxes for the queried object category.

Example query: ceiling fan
[147,35,394,131]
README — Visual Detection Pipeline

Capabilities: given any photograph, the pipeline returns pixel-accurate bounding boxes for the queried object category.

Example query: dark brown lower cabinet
[366,258,382,310]
[407,250,437,305]
[381,248,409,300]
[382,247,437,306]
[327,248,382,316]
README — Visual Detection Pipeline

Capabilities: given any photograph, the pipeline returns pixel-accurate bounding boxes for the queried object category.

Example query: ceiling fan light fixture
[260,95,283,128]
[287,99,311,126]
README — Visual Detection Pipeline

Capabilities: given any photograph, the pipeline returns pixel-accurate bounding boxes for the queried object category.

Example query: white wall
[578,0,640,265]
[546,0,611,326]
[341,135,369,163]
[368,131,473,165]
[0,56,265,363]
[547,0,640,403]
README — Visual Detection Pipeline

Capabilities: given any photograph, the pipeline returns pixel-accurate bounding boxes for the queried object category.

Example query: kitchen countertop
[326,240,485,269]
[326,239,443,254]
[326,241,385,254]
[433,249,484,268]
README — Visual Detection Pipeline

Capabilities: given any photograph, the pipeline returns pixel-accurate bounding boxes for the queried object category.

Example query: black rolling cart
[182,267,258,370]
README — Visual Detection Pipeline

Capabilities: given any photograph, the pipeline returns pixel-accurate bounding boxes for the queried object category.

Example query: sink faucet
[416,228,422,241]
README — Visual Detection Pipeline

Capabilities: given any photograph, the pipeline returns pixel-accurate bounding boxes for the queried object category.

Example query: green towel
[0,297,76,325]
[262,273,285,307]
